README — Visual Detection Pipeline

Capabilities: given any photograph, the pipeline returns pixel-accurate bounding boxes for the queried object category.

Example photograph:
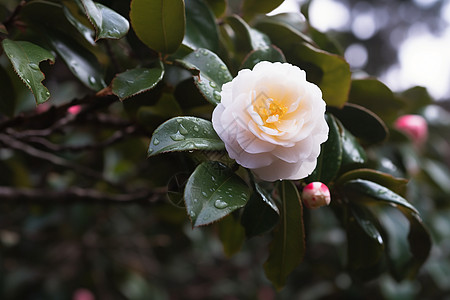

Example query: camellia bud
[394,114,428,146]
[302,182,331,209]
[68,105,82,115]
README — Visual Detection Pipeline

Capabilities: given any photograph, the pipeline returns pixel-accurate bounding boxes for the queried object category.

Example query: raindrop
[170,131,185,141]
[206,63,210,68]
[201,191,208,197]
[28,63,39,70]
[213,91,221,101]
[220,65,227,70]
[148,148,153,153]
[25,79,30,83]
[88,76,97,85]
[193,125,199,132]
[153,138,160,145]
[195,52,200,58]
[211,176,216,181]
[214,199,228,209]
[193,198,198,203]
[209,81,217,88]
[179,124,188,135]
[189,210,196,218]
[200,49,208,55]
[176,118,182,123]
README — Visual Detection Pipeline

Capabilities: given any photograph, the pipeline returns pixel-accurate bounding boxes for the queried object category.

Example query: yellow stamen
[254,98,287,126]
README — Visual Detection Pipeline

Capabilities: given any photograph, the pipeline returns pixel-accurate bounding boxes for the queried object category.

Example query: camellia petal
[212,61,329,181]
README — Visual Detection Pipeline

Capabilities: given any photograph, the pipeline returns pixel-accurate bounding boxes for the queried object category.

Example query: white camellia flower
[212,61,329,181]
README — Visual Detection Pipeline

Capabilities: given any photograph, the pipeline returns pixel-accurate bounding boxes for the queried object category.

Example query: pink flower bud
[73,288,95,300]
[302,182,331,209]
[68,105,82,115]
[394,114,428,146]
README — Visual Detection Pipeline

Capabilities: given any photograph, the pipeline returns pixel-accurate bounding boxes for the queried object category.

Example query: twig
[0,186,166,203]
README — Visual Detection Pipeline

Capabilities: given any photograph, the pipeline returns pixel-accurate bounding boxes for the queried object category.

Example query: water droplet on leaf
[189,210,196,218]
[201,191,208,197]
[213,91,221,101]
[193,126,199,132]
[214,199,228,209]
[88,76,97,85]
[209,81,216,88]
[29,63,39,70]
[153,138,160,145]
[179,124,188,135]
[170,131,185,141]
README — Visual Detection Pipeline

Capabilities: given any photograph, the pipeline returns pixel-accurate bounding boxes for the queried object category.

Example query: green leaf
[328,103,388,145]
[166,172,190,208]
[218,214,246,257]
[398,86,433,114]
[337,169,408,197]
[112,63,165,100]
[241,45,286,70]
[307,114,342,184]
[179,48,233,105]
[338,121,367,171]
[241,183,280,238]
[62,3,96,44]
[348,79,405,123]
[184,0,219,52]
[79,0,129,40]
[2,39,54,105]
[148,116,225,156]
[421,158,450,195]
[0,65,16,116]
[225,15,271,51]
[130,0,185,54]
[47,32,106,91]
[137,93,183,129]
[205,0,226,18]
[347,204,386,280]
[242,0,284,20]
[184,161,250,227]
[264,181,305,290]
[344,179,418,214]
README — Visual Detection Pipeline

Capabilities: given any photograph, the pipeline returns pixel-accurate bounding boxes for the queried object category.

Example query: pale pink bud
[36,102,50,113]
[302,182,331,209]
[73,288,95,300]
[394,114,428,146]
[68,105,82,115]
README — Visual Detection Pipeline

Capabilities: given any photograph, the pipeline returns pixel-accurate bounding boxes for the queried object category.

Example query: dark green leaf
[242,0,284,20]
[241,45,286,70]
[148,116,225,156]
[338,121,367,170]
[218,214,246,257]
[2,39,54,105]
[348,79,405,123]
[241,183,280,238]
[184,161,250,227]
[422,158,450,195]
[347,204,386,280]
[225,15,271,51]
[205,0,226,18]
[47,32,106,91]
[328,103,388,145]
[307,114,342,184]
[344,179,418,214]
[79,0,129,40]
[130,0,185,54]
[137,93,183,129]
[398,86,433,114]
[337,168,408,197]
[62,3,96,44]
[264,181,305,290]
[0,65,15,116]
[184,0,219,52]
[112,63,164,100]
[179,48,232,105]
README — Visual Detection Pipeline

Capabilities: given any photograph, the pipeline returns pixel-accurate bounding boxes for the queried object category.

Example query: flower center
[255,98,287,125]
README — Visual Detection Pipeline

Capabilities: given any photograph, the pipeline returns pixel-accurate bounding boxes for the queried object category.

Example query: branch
[0,186,167,203]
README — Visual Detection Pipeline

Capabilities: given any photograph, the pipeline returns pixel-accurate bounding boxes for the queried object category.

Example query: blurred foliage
[0,0,449,299]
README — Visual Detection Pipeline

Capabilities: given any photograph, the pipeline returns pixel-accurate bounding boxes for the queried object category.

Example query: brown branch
[0,186,167,203]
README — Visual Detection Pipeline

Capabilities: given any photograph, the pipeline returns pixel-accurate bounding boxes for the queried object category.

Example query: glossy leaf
[2,39,54,105]
[264,181,305,290]
[79,0,129,40]
[184,161,250,227]
[0,65,15,116]
[344,179,418,214]
[242,0,284,20]
[347,204,387,280]
[218,214,246,257]
[338,121,367,170]
[225,15,271,51]
[337,169,408,197]
[348,79,405,123]
[47,32,106,91]
[241,45,286,70]
[328,103,388,145]
[241,183,280,238]
[130,0,185,54]
[205,0,226,18]
[112,63,164,100]
[148,117,225,156]
[307,114,342,184]
[398,86,433,114]
[62,3,95,45]
[184,0,219,51]
[179,48,233,105]
[422,158,450,195]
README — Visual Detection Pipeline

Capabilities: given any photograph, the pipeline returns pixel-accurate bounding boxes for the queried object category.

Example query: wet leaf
[184,161,250,227]
[242,0,284,20]
[2,39,54,105]
[184,0,219,51]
